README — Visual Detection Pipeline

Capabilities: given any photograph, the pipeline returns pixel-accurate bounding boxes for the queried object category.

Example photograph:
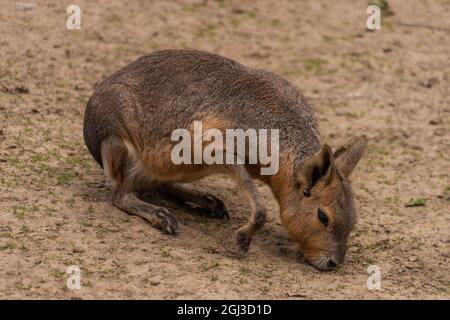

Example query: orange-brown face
[284,173,356,270]
[282,136,367,271]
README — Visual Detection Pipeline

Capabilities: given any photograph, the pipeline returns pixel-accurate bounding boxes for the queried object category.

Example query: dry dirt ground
[0,0,449,299]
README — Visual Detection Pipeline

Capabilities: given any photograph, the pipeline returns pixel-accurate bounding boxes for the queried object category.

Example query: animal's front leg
[225,165,267,256]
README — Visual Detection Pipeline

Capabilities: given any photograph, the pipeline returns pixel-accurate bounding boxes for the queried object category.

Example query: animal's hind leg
[101,137,179,235]
[159,183,229,219]
[114,193,179,235]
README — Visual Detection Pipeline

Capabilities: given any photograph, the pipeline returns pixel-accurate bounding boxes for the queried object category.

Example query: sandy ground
[0,0,449,299]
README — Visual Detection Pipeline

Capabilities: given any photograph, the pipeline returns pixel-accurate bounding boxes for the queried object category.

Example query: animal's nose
[327,259,338,269]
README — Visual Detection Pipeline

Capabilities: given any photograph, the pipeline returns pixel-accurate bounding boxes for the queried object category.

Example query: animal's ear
[334,135,368,178]
[298,144,336,195]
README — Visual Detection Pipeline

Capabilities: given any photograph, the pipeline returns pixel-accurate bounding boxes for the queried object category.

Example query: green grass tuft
[405,198,427,207]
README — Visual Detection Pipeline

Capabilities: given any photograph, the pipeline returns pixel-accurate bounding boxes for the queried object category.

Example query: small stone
[429,119,440,125]
[0,225,12,232]
[150,280,160,286]
[419,77,439,88]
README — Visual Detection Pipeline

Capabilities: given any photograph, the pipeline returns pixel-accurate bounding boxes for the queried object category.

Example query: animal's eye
[317,208,329,227]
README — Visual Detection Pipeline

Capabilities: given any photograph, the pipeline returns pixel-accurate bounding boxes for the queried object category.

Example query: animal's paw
[235,230,252,257]
[155,208,179,235]
[204,194,229,220]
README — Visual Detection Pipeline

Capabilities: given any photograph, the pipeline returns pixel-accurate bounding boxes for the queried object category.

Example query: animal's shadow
[77,178,308,266]
[137,185,307,265]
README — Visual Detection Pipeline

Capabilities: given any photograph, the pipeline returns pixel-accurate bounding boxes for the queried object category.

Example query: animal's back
[83,49,320,166]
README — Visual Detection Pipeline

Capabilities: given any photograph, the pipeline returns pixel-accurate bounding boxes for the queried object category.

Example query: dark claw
[156,208,180,235]
[235,230,251,256]
[204,195,229,220]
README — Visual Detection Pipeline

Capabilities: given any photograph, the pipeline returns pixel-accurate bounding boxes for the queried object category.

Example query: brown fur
[83,49,367,270]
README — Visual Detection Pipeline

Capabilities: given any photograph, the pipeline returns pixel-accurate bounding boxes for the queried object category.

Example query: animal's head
[282,136,367,271]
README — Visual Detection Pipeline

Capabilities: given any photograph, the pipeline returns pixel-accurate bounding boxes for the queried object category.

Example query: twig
[397,21,450,32]
[0,18,28,28]
[287,291,308,298]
